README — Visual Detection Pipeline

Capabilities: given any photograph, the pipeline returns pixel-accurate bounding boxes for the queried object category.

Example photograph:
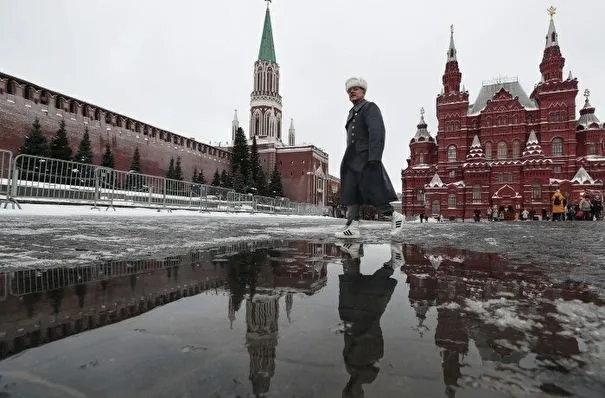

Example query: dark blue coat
[339,100,398,206]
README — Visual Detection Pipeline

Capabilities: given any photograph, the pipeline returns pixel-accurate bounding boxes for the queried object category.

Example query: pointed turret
[288,118,295,146]
[250,1,282,141]
[465,135,487,163]
[411,108,434,143]
[578,89,601,129]
[232,109,240,142]
[545,9,559,48]
[442,24,462,94]
[522,130,546,160]
[447,25,457,62]
[258,4,276,62]
[539,7,565,82]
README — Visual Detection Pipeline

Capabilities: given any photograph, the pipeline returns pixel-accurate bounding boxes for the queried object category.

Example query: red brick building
[226,4,339,206]
[402,10,605,220]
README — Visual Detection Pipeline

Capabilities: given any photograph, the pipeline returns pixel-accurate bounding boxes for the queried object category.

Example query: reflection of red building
[402,10,604,220]
[399,243,602,397]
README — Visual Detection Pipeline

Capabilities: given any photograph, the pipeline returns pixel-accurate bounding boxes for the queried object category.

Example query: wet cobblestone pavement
[0,214,604,397]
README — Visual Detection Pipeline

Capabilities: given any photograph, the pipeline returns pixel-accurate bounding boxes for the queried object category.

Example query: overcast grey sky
[1,1,604,188]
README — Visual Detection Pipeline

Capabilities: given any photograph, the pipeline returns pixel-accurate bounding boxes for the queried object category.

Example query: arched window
[448,194,457,208]
[254,114,261,136]
[82,105,89,118]
[447,145,457,162]
[276,118,281,139]
[512,139,521,159]
[485,142,492,160]
[23,85,32,100]
[432,200,440,215]
[532,183,541,201]
[551,137,563,156]
[69,101,77,114]
[267,68,273,91]
[5,79,15,95]
[40,91,49,105]
[418,153,425,164]
[497,141,507,159]
[416,190,424,205]
[587,143,596,155]
[472,185,481,202]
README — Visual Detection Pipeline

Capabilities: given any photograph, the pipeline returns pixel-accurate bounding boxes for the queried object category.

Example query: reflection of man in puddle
[337,243,397,398]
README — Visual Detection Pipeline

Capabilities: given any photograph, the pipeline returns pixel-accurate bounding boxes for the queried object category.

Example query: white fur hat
[345,77,367,92]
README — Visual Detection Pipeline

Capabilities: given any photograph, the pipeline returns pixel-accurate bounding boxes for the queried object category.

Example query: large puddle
[0,240,604,397]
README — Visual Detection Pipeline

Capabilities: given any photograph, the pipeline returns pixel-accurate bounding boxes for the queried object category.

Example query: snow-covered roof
[426,173,444,188]
[411,112,434,143]
[577,96,601,130]
[468,79,538,115]
[571,167,596,184]
[522,130,546,159]
[492,184,522,199]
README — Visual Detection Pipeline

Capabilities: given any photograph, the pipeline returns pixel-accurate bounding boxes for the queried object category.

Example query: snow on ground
[0,204,348,269]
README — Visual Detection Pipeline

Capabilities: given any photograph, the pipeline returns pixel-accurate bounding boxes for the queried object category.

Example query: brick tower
[249,1,283,144]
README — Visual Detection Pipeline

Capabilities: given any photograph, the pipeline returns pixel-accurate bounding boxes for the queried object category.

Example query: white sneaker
[336,241,362,259]
[383,242,404,268]
[334,221,361,239]
[390,211,404,240]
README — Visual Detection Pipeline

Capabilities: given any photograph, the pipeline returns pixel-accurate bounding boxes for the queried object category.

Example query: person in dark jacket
[335,77,403,240]
[338,243,397,398]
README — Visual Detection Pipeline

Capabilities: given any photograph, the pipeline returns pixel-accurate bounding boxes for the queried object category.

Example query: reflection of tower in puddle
[246,292,280,397]
[402,244,437,338]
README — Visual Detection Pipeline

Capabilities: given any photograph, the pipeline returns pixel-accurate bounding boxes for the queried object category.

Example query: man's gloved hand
[367,160,380,166]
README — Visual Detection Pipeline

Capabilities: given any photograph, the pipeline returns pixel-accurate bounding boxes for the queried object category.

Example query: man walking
[335,77,404,239]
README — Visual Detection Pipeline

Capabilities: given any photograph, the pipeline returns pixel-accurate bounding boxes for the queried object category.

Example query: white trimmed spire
[545,7,559,48]
[232,109,240,142]
[447,24,457,62]
[288,118,295,146]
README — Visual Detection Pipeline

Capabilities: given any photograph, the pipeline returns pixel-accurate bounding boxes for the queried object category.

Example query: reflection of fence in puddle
[5,239,288,297]
[0,239,337,361]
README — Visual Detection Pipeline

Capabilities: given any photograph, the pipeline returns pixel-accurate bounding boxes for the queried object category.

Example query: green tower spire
[258,4,276,63]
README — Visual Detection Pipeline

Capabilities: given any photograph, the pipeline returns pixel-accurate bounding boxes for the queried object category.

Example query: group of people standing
[551,189,603,221]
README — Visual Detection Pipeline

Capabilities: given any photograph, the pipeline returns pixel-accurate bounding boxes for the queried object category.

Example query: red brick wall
[0,75,229,182]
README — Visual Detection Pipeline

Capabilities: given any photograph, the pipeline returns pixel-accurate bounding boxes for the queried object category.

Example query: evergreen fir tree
[101,143,115,169]
[212,169,221,186]
[18,118,49,157]
[268,167,284,197]
[174,157,183,181]
[220,169,232,188]
[197,169,207,185]
[166,158,175,179]
[129,147,141,173]
[74,127,94,186]
[232,166,245,193]
[126,147,142,190]
[249,136,266,195]
[231,127,250,182]
[49,120,72,161]
[75,127,93,164]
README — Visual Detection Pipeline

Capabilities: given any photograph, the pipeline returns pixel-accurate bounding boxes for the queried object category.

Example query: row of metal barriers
[0,149,325,215]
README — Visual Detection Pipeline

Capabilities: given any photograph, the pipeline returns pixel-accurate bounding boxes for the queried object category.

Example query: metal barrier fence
[2,153,325,215]
[0,150,18,208]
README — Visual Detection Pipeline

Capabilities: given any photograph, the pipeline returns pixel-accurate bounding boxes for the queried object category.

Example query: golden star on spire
[266,0,272,7]
[584,89,591,100]
[450,24,454,35]
[547,6,557,18]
